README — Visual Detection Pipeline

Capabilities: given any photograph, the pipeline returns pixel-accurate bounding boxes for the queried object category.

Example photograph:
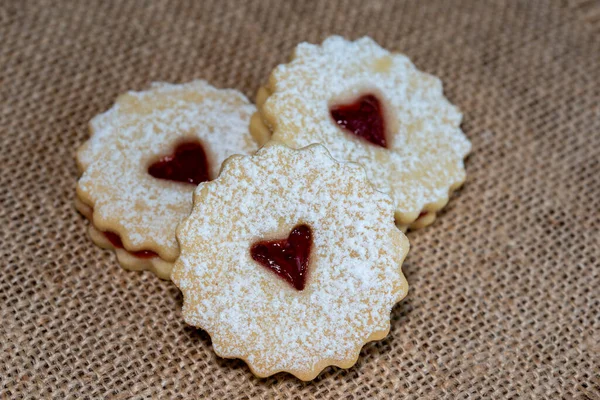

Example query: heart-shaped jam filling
[103,231,158,259]
[148,141,210,185]
[330,94,387,148]
[250,224,312,291]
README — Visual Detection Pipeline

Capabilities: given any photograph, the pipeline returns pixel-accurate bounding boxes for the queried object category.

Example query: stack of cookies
[75,36,471,380]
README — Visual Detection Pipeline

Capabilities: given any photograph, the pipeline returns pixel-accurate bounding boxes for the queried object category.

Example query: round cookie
[76,81,257,279]
[250,36,471,231]
[172,143,409,380]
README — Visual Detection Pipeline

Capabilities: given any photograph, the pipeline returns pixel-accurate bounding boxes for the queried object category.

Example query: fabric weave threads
[0,0,598,398]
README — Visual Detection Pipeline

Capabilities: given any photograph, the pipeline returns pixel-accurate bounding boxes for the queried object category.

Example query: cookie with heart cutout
[250,36,471,231]
[171,142,409,380]
[76,80,257,279]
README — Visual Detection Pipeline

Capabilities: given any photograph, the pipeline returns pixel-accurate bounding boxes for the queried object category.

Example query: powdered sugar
[76,81,256,262]
[172,143,409,379]
[258,36,471,224]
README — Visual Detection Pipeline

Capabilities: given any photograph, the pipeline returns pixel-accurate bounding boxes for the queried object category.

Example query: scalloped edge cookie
[250,36,471,231]
[75,80,256,278]
[172,142,409,380]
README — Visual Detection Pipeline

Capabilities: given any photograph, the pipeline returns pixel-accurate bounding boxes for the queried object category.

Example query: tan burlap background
[1,0,599,398]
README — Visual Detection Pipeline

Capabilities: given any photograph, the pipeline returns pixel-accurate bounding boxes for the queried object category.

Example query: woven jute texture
[1,0,599,398]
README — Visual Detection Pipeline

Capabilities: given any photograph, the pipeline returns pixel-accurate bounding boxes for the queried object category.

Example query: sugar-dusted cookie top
[76,81,257,264]
[251,36,471,228]
[172,143,409,380]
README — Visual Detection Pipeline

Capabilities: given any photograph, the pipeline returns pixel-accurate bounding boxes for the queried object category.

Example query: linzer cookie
[76,81,256,279]
[250,36,471,231]
[171,143,409,380]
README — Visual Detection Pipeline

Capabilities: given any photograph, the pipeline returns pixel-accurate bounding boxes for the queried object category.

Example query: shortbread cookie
[172,143,409,380]
[76,81,256,279]
[250,36,471,231]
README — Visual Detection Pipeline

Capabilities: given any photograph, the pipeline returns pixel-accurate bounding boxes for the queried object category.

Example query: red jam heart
[103,231,158,259]
[330,94,387,148]
[148,141,210,185]
[250,225,312,291]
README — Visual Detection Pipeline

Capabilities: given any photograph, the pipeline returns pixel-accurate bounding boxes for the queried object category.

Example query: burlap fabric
[1,0,599,398]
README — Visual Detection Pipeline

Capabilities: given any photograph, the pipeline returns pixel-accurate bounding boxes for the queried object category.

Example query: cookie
[171,143,409,380]
[76,81,257,279]
[250,36,471,231]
